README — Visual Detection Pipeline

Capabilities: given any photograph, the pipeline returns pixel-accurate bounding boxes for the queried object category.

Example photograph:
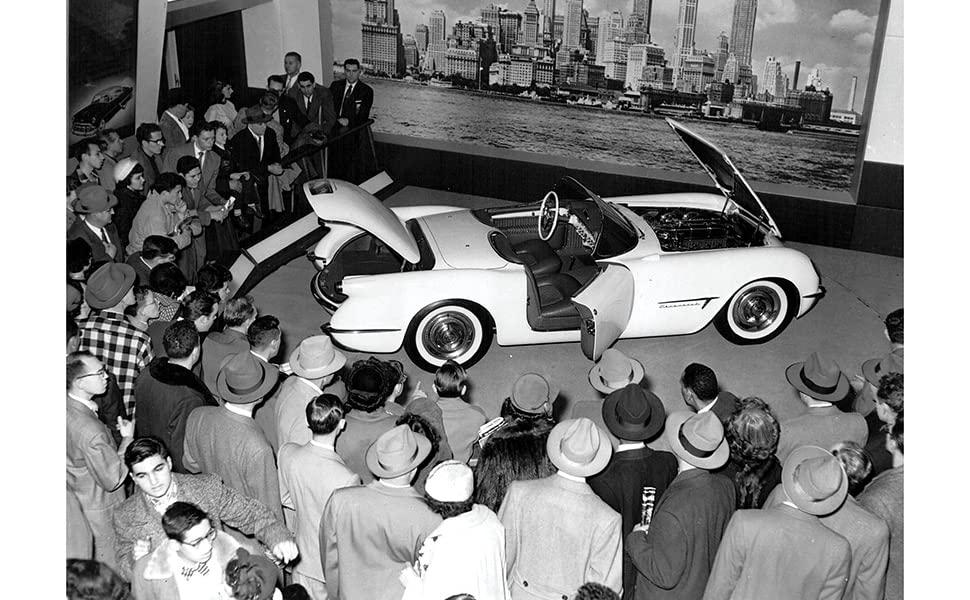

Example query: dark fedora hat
[601,383,666,441]
[85,263,136,310]
[74,183,118,214]
[785,352,851,402]
[241,105,273,125]
[216,352,280,404]
[862,349,903,386]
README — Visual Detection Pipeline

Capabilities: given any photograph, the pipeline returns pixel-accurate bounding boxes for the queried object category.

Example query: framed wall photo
[68,0,138,147]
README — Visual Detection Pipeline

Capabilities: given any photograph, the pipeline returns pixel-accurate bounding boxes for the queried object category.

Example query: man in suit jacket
[200,295,256,394]
[777,353,868,462]
[279,395,361,599]
[112,437,295,579]
[134,322,218,473]
[290,71,337,136]
[587,385,678,600]
[703,446,852,600]
[680,362,740,423]
[67,352,136,570]
[69,184,124,263]
[228,106,284,219]
[271,335,346,451]
[330,58,373,129]
[858,419,903,600]
[132,123,167,190]
[158,87,190,146]
[163,122,225,204]
[321,425,441,600]
[183,352,282,520]
[499,418,622,599]
[627,411,736,600]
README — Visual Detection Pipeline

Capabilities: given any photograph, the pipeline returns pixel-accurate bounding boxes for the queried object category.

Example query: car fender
[327,268,523,353]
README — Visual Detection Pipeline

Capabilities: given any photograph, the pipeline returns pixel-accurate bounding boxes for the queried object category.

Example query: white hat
[425,460,474,503]
[114,157,139,183]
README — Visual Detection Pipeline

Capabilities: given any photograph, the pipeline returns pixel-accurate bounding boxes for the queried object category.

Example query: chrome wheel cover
[422,311,476,360]
[732,286,782,333]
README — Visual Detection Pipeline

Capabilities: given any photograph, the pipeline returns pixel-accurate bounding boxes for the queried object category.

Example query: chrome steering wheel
[538,191,560,241]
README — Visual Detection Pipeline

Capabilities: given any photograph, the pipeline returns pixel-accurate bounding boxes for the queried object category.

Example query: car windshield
[553,177,638,258]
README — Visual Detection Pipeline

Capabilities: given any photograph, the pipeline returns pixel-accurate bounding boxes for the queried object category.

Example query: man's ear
[166,457,173,470]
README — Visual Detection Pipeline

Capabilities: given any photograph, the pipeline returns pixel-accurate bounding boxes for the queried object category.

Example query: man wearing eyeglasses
[67,351,136,571]
[133,122,168,190]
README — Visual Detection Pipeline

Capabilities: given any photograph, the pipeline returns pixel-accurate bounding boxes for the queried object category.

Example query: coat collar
[149,358,216,404]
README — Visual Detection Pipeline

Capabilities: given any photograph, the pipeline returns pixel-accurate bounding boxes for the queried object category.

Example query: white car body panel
[572,264,635,360]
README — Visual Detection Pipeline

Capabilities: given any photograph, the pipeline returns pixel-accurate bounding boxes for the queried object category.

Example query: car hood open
[305,178,421,263]
[666,119,781,237]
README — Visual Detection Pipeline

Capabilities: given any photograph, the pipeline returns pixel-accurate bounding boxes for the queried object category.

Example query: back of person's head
[725,396,781,509]
[267,74,286,88]
[66,351,96,391]
[162,501,207,541]
[259,92,279,112]
[282,584,312,600]
[66,559,130,600]
[196,263,232,294]
[876,372,903,415]
[163,320,200,360]
[142,235,178,261]
[67,238,93,274]
[163,87,187,109]
[346,357,403,412]
[151,172,184,195]
[831,441,873,497]
[297,71,315,84]
[175,155,200,176]
[124,286,154,318]
[396,411,441,458]
[885,308,903,344]
[423,461,474,519]
[574,582,619,600]
[224,295,257,327]
[207,79,229,105]
[225,549,279,600]
[726,397,780,463]
[307,393,345,435]
[178,290,218,323]
[681,363,718,401]
[124,436,170,470]
[136,122,162,144]
[149,262,188,299]
[433,359,467,398]
[72,137,101,163]
[248,315,281,350]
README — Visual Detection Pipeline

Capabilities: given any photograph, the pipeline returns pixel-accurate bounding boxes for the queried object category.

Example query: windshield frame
[554,176,639,258]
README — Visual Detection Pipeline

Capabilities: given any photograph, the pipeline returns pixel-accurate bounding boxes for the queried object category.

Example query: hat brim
[85,265,136,310]
[365,434,432,479]
[75,193,119,214]
[216,358,280,404]
[588,358,645,394]
[665,411,729,469]
[785,362,852,402]
[781,445,848,516]
[288,345,346,379]
[601,388,666,441]
[546,421,613,477]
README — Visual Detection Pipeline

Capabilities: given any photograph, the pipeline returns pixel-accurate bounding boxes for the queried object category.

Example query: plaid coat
[79,310,154,416]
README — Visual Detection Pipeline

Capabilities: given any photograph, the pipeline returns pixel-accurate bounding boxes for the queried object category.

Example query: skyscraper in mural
[542,0,556,45]
[729,0,757,70]
[361,0,404,75]
[632,0,653,38]
[523,1,541,46]
[563,0,583,49]
[672,0,698,88]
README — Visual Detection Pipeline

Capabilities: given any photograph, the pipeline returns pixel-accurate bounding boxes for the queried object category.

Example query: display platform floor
[248,186,903,451]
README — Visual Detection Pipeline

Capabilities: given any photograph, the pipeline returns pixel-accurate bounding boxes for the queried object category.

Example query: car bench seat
[511,238,562,277]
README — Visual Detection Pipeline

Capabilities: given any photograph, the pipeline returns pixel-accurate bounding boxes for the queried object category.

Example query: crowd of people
[66,52,904,600]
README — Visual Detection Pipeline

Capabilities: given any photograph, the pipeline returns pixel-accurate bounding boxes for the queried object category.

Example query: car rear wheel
[405,300,493,372]
[714,279,796,345]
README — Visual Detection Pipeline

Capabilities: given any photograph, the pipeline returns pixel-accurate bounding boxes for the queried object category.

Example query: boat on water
[428,79,453,89]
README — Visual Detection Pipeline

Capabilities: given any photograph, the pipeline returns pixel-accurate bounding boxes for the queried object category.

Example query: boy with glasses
[134,122,168,189]
[67,351,135,571]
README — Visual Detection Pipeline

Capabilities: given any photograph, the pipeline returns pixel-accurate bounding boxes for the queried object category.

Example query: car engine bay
[628,206,766,252]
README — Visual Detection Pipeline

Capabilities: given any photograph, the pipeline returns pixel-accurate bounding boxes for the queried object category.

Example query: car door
[571,264,635,360]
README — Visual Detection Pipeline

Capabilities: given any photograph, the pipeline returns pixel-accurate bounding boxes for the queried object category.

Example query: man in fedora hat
[229,105,284,223]
[271,334,347,451]
[859,418,903,600]
[183,351,283,523]
[278,394,360,599]
[588,385,677,600]
[321,425,442,600]
[572,349,647,448]
[68,183,123,264]
[499,418,622,599]
[680,363,739,424]
[776,352,867,463]
[78,263,155,416]
[626,411,735,600]
[703,446,852,600]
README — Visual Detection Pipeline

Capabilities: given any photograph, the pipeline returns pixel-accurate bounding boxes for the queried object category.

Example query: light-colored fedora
[365,424,432,479]
[288,334,346,379]
[665,410,729,469]
[545,418,612,477]
[781,445,848,516]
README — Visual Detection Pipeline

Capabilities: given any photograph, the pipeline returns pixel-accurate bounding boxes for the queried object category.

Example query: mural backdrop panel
[68,0,138,146]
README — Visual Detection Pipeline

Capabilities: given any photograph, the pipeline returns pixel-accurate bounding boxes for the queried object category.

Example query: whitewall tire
[405,300,493,372]
[715,279,796,345]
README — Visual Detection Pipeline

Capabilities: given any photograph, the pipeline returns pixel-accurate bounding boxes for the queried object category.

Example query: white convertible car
[307,119,824,371]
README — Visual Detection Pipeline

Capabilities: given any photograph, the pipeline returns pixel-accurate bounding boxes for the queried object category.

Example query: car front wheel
[714,278,796,345]
[405,300,493,372]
